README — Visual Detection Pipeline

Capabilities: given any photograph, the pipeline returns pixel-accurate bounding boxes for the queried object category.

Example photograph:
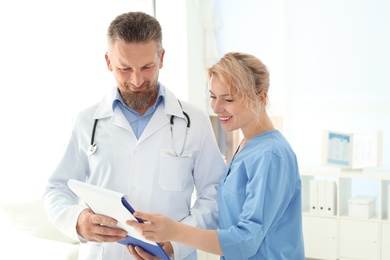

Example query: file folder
[68,179,170,260]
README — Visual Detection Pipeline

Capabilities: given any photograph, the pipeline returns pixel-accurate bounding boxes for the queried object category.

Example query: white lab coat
[42,86,226,260]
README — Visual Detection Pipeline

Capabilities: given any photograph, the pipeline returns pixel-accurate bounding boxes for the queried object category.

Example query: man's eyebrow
[143,62,155,67]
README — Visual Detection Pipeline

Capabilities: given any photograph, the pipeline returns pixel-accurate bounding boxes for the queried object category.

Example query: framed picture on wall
[321,130,382,169]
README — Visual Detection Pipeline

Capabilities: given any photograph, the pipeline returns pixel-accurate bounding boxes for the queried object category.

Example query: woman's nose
[211,99,224,114]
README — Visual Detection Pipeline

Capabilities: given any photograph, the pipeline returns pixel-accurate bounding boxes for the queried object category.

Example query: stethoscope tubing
[170,111,190,157]
[88,108,190,157]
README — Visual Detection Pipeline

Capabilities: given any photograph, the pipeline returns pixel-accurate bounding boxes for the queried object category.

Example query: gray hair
[107,12,163,56]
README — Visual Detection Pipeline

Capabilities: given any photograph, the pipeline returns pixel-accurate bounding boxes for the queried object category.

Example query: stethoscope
[169,109,190,157]
[87,103,190,157]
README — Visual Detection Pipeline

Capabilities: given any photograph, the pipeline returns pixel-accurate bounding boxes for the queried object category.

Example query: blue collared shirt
[112,83,165,139]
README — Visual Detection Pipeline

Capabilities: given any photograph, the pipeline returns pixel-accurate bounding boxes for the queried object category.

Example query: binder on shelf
[324,181,336,216]
[309,179,337,216]
[317,180,326,215]
[67,179,170,260]
[309,179,318,214]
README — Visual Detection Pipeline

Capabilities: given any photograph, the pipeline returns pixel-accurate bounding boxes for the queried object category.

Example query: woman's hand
[127,211,223,256]
[127,212,179,242]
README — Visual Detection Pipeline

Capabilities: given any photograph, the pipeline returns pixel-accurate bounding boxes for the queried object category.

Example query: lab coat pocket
[159,149,193,191]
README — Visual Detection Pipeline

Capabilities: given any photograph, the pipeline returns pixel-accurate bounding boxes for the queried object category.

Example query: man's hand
[127,242,173,260]
[76,208,127,242]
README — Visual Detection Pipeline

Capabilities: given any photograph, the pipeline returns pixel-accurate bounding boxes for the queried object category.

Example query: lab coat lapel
[93,87,134,134]
[138,106,168,143]
[110,107,133,132]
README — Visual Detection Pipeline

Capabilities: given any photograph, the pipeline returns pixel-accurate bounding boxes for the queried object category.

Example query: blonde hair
[206,52,270,114]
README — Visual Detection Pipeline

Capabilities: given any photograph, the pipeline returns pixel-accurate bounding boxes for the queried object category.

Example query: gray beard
[121,86,158,110]
[119,82,158,110]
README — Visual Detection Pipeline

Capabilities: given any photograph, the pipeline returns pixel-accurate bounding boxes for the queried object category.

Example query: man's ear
[159,49,165,69]
[105,52,112,71]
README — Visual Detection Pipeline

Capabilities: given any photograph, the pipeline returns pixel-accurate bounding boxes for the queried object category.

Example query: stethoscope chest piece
[87,143,97,156]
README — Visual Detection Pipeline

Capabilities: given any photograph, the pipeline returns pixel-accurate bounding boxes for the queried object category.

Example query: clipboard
[67,179,170,260]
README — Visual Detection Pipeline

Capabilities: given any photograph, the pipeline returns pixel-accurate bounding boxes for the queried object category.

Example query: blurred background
[0,0,389,258]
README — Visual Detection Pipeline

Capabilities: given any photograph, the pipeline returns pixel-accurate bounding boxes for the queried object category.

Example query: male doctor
[42,11,226,260]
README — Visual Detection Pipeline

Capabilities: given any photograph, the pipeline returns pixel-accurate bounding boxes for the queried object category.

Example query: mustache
[125,81,150,89]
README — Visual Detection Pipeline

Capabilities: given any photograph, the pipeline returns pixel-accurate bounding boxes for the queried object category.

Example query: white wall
[155,0,189,101]
[156,0,214,112]
[214,0,390,170]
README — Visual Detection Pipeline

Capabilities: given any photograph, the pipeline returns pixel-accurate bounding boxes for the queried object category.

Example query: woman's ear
[258,91,267,103]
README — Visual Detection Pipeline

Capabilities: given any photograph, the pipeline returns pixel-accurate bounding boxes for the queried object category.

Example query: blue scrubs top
[217,130,305,260]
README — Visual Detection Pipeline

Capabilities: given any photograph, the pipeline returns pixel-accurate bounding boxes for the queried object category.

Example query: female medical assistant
[217,130,305,259]
[42,85,226,260]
